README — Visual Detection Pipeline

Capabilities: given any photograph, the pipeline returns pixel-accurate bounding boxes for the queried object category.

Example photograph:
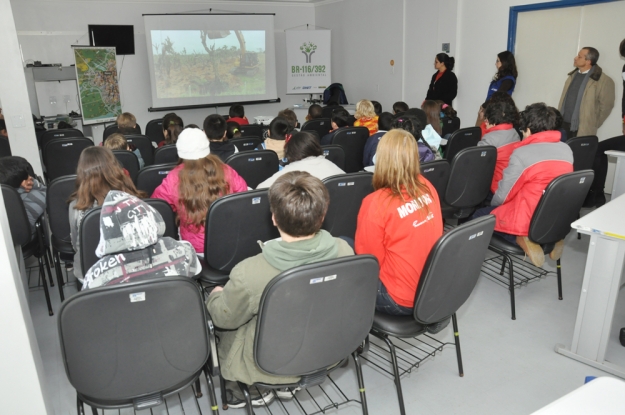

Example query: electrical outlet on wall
[442,43,450,53]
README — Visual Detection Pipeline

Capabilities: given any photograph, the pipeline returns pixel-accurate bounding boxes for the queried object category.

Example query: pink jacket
[152,164,248,252]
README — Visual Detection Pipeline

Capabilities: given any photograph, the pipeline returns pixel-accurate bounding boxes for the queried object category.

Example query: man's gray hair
[582,47,599,66]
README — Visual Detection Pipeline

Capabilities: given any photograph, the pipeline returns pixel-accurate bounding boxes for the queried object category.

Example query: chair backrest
[255,255,379,376]
[566,135,598,171]
[322,172,374,239]
[414,215,496,324]
[102,124,119,141]
[441,117,461,137]
[321,145,346,170]
[445,146,496,208]
[40,128,84,148]
[0,136,11,157]
[225,150,279,189]
[301,118,333,140]
[445,127,481,162]
[420,160,451,201]
[112,150,140,184]
[125,135,155,166]
[46,175,77,248]
[230,137,262,152]
[136,164,177,196]
[80,199,178,273]
[43,137,93,182]
[58,277,209,407]
[153,144,178,165]
[331,127,369,173]
[529,170,594,245]
[204,189,279,272]
[1,184,31,247]
[145,118,165,147]
[239,124,263,138]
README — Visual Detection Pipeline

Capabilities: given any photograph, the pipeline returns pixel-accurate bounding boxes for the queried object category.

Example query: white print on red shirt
[396,194,434,219]
[413,212,435,228]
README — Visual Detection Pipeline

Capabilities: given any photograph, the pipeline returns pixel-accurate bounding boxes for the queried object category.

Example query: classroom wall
[10,0,317,129]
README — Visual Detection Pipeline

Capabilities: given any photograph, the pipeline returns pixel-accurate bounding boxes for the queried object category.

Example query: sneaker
[275,387,301,400]
[225,388,274,409]
[65,262,74,272]
[549,239,565,261]
[516,236,545,267]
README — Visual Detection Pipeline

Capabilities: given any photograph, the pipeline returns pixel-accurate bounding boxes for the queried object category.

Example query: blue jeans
[376,280,412,316]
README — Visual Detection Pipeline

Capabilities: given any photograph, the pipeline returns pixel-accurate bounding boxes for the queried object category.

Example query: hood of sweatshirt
[262,229,338,271]
[95,190,166,257]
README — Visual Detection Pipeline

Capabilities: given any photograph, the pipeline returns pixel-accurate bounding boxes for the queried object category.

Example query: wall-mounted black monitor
[88,25,135,55]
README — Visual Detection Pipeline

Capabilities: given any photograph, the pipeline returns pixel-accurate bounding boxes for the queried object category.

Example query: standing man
[558,47,615,139]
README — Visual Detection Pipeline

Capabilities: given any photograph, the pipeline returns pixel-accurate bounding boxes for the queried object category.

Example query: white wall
[11,0,317,129]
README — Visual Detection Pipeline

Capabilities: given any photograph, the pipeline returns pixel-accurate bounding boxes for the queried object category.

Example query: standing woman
[486,51,518,101]
[425,53,458,106]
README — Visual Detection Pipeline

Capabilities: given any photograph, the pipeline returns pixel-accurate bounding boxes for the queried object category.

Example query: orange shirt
[354,116,379,135]
[355,180,443,307]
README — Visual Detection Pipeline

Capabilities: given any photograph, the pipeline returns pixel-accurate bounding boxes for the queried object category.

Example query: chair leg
[195,378,203,398]
[91,405,98,415]
[38,257,53,316]
[219,375,228,410]
[76,396,85,415]
[53,251,65,301]
[452,313,464,377]
[557,258,563,300]
[203,369,220,415]
[352,351,369,415]
[237,382,255,415]
[379,335,406,415]
[506,253,516,320]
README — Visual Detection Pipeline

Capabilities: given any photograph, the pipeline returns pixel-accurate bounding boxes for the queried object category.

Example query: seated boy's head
[268,171,329,238]
[203,114,227,141]
[278,109,298,129]
[519,103,556,136]
[0,119,7,137]
[229,104,245,119]
[103,133,128,150]
[377,112,394,131]
[116,112,137,133]
[0,156,32,189]
[331,109,350,129]
[392,101,409,115]
[484,100,519,127]
[372,101,382,115]
[307,104,322,120]
[268,117,293,140]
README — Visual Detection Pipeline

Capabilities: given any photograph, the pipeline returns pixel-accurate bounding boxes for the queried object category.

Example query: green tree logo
[300,42,317,63]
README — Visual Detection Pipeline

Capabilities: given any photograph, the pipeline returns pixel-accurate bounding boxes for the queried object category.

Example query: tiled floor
[27,218,621,415]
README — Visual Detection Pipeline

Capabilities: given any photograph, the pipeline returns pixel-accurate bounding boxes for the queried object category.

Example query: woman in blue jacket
[486,51,518,100]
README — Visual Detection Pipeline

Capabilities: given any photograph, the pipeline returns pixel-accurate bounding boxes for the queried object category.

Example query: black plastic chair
[442,146,497,219]
[145,118,165,147]
[331,127,369,173]
[46,175,77,300]
[0,136,11,157]
[442,117,461,137]
[153,144,178,165]
[125,134,154,166]
[2,184,55,315]
[445,127,481,162]
[102,123,119,141]
[136,164,177,196]
[369,215,496,415]
[112,150,140,184]
[39,128,84,149]
[239,124,263,138]
[79,199,178,275]
[225,150,279,189]
[199,189,279,287]
[420,160,451,201]
[302,118,333,140]
[58,277,219,414]
[221,255,379,415]
[322,172,373,239]
[321,145,346,170]
[566,135,598,171]
[42,137,93,183]
[229,137,262,152]
[488,170,593,320]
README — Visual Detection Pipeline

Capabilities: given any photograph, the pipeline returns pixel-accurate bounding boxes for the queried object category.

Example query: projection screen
[143,14,278,111]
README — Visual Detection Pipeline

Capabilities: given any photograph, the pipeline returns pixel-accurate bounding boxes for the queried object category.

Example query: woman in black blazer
[425,53,457,106]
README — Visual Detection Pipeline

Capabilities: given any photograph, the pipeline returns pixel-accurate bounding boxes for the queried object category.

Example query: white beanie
[176,128,210,160]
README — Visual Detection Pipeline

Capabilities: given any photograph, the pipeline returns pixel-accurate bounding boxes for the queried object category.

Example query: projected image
[151,30,266,99]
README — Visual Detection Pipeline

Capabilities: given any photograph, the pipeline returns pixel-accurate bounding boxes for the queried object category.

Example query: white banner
[285,30,331,94]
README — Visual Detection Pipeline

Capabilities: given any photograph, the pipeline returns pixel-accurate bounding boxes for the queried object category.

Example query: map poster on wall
[73,47,122,125]
[285,30,331,95]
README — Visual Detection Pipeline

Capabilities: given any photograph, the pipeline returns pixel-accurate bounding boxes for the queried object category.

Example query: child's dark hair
[226,121,241,139]
[391,115,436,154]
[331,109,351,128]
[392,101,409,114]
[484,100,519,126]
[308,104,322,119]
[163,114,183,144]
[284,131,322,163]
[0,156,32,188]
[57,121,73,129]
[550,107,564,130]
[229,104,245,118]
[377,112,394,131]
[372,101,382,115]
[436,100,458,119]
[268,117,294,141]
[203,114,227,140]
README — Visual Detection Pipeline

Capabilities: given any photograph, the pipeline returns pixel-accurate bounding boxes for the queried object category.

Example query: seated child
[226,121,242,139]
[420,100,443,150]
[320,109,351,145]
[363,112,393,166]
[82,191,200,290]
[228,104,249,126]
[160,113,183,147]
[204,114,238,162]
[256,117,293,160]
[278,108,299,130]
[372,100,382,115]
[353,99,379,135]
[206,171,353,406]
[306,104,323,121]
[103,133,145,169]
[116,112,140,135]
[392,101,409,115]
